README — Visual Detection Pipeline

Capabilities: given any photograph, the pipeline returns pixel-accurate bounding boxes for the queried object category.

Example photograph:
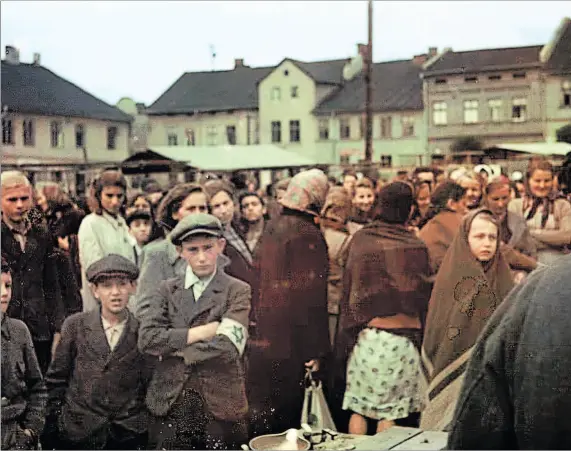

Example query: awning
[490,142,571,156]
[123,145,317,172]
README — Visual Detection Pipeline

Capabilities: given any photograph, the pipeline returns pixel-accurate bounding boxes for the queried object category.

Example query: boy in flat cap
[45,254,151,450]
[126,208,154,266]
[139,213,251,450]
[1,256,47,450]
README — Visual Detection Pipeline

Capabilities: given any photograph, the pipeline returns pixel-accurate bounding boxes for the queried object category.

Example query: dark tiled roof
[292,59,347,84]
[313,59,423,114]
[1,61,132,123]
[545,18,571,73]
[424,45,543,75]
[146,66,273,115]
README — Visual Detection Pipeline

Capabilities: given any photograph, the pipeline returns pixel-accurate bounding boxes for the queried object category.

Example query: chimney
[5,46,20,65]
[413,54,428,66]
[234,58,244,69]
[33,52,41,66]
[428,47,438,58]
[357,43,369,59]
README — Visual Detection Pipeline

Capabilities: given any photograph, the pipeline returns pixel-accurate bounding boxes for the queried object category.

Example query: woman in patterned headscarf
[247,169,331,436]
[420,209,514,431]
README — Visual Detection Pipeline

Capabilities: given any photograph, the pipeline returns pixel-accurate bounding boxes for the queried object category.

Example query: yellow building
[1,46,132,169]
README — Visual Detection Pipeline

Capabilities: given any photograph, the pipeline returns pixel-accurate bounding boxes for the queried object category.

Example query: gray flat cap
[86,254,139,283]
[169,213,224,246]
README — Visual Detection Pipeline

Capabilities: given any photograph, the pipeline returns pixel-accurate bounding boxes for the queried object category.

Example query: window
[254,120,260,144]
[167,132,178,146]
[291,86,299,98]
[512,98,527,122]
[401,116,415,137]
[562,80,571,107]
[226,125,237,145]
[488,74,502,81]
[380,116,392,138]
[206,126,218,145]
[289,120,300,143]
[512,72,526,79]
[2,118,13,145]
[271,121,281,143]
[186,129,195,146]
[380,155,392,168]
[359,116,365,139]
[75,124,84,148]
[107,126,118,150]
[318,119,329,140]
[23,119,34,146]
[271,87,281,101]
[340,155,350,165]
[463,100,479,124]
[51,121,64,148]
[340,118,351,140]
[488,99,503,122]
[464,76,478,83]
[435,78,447,85]
[432,102,447,125]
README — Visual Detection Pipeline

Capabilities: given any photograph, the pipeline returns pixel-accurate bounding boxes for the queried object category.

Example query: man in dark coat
[138,213,251,450]
[448,254,571,449]
[1,256,47,450]
[45,254,151,450]
[1,171,64,374]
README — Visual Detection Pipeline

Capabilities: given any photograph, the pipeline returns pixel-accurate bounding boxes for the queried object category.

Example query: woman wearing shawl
[418,181,467,275]
[335,182,432,435]
[248,169,331,435]
[420,209,514,431]
[508,157,571,265]
[320,187,353,346]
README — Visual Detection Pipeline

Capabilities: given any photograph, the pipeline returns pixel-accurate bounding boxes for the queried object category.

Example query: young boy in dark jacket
[1,256,47,450]
[45,254,151,450]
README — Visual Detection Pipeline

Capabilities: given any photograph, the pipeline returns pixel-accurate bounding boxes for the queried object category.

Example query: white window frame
[488,99,503,122]
[51,121,64,148]
[463,100,479,124]
[23,119,35,147]
[289,120,300,143]
[206,126,218,145]
[380,116,392,138]
[291,86,299,98]
[432,102,447,126]
[271,87,281,101]
[271,121,281,143]
[340,118,351,140]
[318,119,329,140]
[401,115,415,137]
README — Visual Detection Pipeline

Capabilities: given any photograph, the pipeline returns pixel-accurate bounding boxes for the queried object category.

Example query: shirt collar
[184,265,216,290]
[2,218,31,236]
[102,211,127,229]
[101,315,127,331]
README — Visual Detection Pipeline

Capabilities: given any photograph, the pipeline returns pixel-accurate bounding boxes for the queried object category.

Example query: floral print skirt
[342,328,422,421]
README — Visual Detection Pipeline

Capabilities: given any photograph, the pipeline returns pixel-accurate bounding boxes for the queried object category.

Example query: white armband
[216,318,248,356]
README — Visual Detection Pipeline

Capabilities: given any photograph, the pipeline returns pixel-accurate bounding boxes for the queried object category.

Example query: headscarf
[279,169,329,216]
[320,186,351,227]
[376,181,414,224]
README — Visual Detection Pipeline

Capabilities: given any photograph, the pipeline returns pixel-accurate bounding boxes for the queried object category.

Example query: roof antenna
[209,44,217,71]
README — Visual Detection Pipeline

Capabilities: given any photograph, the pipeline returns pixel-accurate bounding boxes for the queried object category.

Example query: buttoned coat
[138,268,251,422]
[45,310,152,442]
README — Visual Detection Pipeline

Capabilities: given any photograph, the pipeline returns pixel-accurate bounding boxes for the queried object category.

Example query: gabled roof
[313,59,423,114]
[146,66,273,115]
[1,61,132,123]
[545,18,571,74]
[423,45,543,76]
[259,58,347,85]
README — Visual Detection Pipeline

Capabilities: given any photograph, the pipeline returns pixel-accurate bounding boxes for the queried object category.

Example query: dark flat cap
[125,209,153,226]
[86,254,139,283]
[169,213,223,246]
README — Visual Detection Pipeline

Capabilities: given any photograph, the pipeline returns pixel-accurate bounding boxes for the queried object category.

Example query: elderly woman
[335,182,432,435]
[508,157,571,265]
[457,173,483,210]
[248,169,331,435]
[420,209,514,431]
[77,170,136,312]
[320,186,353,346]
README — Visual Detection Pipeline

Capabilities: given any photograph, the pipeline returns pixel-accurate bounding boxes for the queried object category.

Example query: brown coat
[138,269,251,422]
[419,210,464,275]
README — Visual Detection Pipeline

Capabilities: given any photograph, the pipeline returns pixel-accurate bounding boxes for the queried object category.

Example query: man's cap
[86,254,139,283]
[125,208,153,226]
[169,213,224,246]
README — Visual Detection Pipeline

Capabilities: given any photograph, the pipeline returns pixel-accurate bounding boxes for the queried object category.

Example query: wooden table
[312,426,448,451]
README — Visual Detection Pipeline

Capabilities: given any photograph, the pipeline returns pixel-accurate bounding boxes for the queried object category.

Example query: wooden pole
[364,0,374,164]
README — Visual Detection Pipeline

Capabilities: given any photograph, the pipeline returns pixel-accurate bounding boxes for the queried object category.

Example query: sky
[1,1,568,107]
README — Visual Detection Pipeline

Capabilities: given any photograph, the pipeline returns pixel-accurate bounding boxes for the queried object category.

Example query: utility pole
[364,0,374,165]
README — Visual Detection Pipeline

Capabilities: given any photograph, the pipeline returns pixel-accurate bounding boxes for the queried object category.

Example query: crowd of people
[1,154,571,450]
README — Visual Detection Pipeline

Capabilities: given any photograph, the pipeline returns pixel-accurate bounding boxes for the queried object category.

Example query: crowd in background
[1,153,571,449]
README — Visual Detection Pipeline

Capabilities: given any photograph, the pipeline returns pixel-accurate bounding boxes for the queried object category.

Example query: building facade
[1,47,132,167]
